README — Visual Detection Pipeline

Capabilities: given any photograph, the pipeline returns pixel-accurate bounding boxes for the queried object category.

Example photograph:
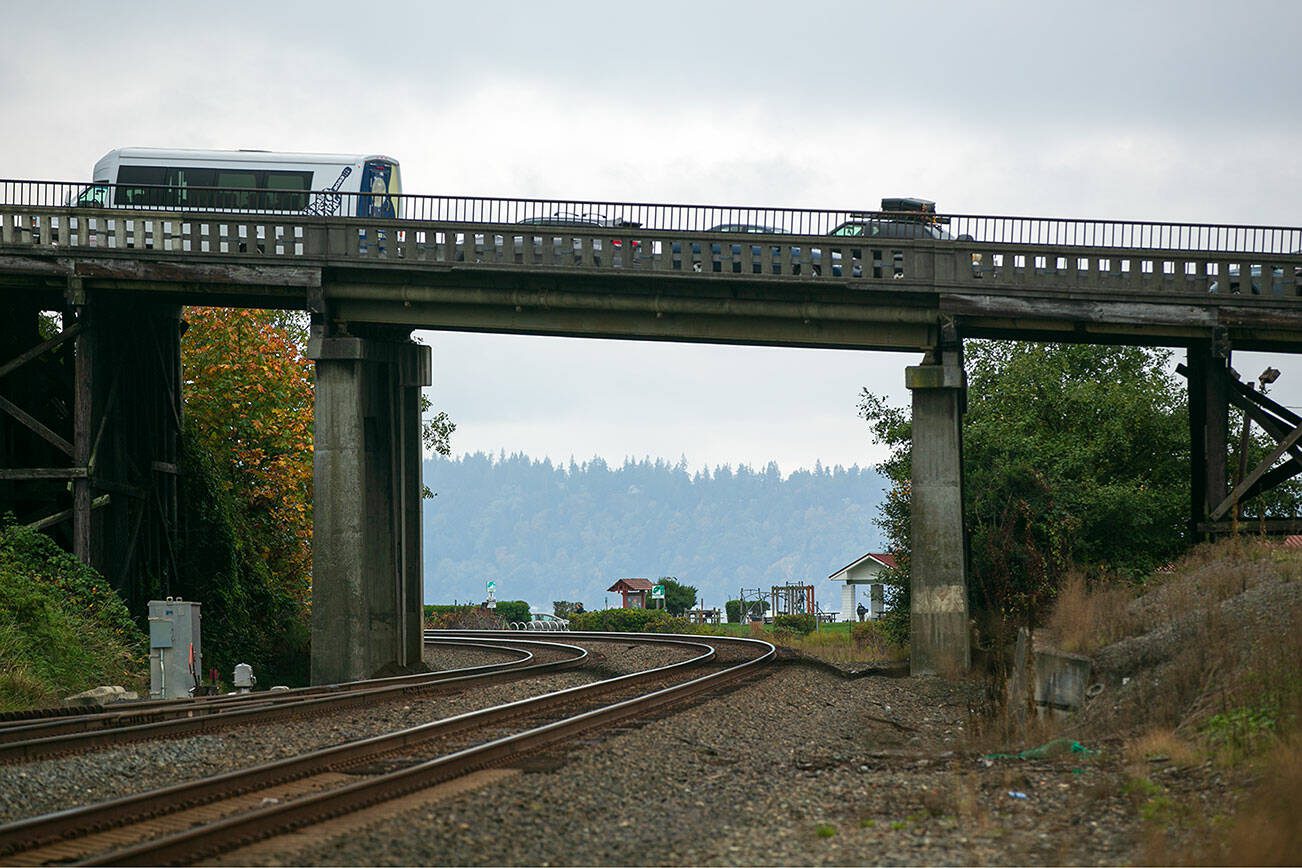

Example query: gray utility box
[148,598,202,699]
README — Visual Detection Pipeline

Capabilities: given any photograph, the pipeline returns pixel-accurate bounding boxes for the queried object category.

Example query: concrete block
[1007,628,1093,720]
[906,363,964,390]
[1035,646,1093,715]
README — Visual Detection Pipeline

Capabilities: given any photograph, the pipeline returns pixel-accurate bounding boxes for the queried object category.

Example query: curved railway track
[0,631,773,866]
[0,637,531,728]
[0,637,588,764]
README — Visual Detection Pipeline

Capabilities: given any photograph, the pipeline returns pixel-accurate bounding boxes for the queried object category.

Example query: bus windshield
[74,185,109,207]
[357,160,400,218]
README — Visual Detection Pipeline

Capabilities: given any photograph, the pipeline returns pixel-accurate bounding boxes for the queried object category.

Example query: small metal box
[148,598,202,699]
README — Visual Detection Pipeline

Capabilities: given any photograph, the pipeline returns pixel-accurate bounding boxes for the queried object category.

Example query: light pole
[1234,367,1282,525]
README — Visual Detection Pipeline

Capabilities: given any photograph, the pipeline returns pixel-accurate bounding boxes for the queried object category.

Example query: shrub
[725,599,742,624]
[851,620,902,658]
[569,608,691,633]
[0,520,147,710]
[428,607,502,629]
[773,613,816,635]
[494,599,530,625]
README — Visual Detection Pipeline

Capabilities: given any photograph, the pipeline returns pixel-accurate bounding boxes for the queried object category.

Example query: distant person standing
[857,602,868,622]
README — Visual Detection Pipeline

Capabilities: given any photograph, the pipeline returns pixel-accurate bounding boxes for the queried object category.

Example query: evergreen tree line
[422,453,886,611]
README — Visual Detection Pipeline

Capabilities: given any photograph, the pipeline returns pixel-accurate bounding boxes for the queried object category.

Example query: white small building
[828,552,896,622]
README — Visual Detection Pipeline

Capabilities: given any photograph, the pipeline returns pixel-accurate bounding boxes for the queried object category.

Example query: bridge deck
[1,190,1299,351]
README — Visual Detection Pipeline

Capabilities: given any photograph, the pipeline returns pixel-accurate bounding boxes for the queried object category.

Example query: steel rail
[85,634,773,867]
[0,638,534,735]
[0,638,588,763]
[0,634,755,863]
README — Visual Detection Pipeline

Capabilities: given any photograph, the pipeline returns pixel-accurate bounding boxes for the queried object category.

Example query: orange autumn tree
[181,307,314,604]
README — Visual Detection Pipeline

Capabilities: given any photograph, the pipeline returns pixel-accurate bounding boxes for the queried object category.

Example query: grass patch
[1125,728,1202,768]
[814,823,836,838]
[1214,735,1302,864]
[0,521,146,711]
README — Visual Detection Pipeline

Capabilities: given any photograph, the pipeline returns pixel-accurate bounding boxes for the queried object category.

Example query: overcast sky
[3,0,1299,472]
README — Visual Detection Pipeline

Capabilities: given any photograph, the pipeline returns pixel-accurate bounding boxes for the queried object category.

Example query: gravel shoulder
[259,661,1150,867]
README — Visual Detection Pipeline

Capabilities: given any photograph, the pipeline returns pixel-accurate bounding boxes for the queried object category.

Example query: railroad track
[0,632,773,866]
[0,637,587,763]
[0,637,532,728]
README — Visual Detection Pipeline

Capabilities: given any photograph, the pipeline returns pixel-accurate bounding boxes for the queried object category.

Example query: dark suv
[828,198,962,241]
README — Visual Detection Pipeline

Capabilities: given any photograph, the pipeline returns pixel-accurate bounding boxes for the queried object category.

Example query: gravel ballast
[0,640,695,823]
[242,662,1148,867]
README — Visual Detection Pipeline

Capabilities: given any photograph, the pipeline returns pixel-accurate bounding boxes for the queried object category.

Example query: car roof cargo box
[880,197,936,213]
[879,197,949,224]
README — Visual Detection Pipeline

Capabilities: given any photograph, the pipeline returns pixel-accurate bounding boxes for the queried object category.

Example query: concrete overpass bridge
[2,181,1300,682]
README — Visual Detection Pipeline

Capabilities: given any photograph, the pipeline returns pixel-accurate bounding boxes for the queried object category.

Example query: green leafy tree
[658,576,698,616]
[552,601,584,618]
[493,599,530,624]
[860,342,1190,648]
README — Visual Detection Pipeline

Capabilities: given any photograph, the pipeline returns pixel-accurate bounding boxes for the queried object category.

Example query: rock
[62,685,138,707]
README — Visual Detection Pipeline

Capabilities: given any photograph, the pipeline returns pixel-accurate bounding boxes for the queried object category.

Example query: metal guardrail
[2,179,1301,255]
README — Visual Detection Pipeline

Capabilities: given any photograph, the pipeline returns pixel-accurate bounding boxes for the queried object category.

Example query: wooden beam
[1211,422,1302,520]
[72,302,92,562]
[25,494,110,532]
[0,322,81,381]
[0,393,73,456]
[72,259,321,287]
[0,467,88,480]
[1198,517,1302,535]
[941,294,1217,328]
[1240,457,1302,503]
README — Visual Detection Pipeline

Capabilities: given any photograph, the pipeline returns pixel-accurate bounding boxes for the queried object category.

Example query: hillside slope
[421,452,886,609]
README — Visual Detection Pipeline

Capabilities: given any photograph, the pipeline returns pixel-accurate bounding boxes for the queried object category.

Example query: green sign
[486,580,497,593]
[651,584,665,599]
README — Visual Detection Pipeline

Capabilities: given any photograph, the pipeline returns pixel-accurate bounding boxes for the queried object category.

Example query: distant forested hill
[421,452,886,612]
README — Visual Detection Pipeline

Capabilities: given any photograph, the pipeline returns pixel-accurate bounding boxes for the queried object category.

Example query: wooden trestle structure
[0,289,182,611]
[1184,336,1302,539]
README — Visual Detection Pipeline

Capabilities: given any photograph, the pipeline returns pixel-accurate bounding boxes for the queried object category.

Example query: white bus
[75,148,402,218]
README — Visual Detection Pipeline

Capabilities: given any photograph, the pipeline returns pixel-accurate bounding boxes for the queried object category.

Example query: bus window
[216,170,257,209]
[116,165,168,206]
[172,168,216,207]
[264,171,312,211]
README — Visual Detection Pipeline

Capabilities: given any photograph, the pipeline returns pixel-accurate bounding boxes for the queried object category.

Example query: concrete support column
[905,347,970,675]
[308,330,430,685]
[841,582,855,622]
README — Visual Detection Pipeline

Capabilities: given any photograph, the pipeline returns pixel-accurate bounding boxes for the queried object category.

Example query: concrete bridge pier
[905,344,971,675]
[308,327,430,685]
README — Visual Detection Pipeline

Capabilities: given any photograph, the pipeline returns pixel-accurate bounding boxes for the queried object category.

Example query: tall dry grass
[1042,570,1135,654]
[1213,734,1302,865]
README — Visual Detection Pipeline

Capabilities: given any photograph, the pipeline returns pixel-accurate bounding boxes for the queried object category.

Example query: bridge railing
[2,179,1300,256]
